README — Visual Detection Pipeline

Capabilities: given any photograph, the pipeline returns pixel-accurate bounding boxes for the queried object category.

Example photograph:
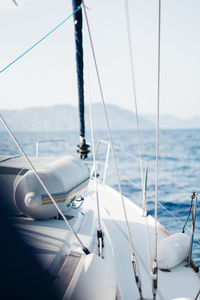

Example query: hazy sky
[0,0,200,118]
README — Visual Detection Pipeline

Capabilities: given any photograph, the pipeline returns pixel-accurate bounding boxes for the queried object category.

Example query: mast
[72,0,90,159]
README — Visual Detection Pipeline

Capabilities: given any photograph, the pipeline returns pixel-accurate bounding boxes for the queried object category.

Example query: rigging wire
[0,6,81,75]
[182,194,193,233]
[194,289,200,300]
[124,2,155,297]
[82,2,143,299]
[85,37,104,258]
[0,114,90,255]
[187,192,197,267]
[153,0,162,299]
[124,0,146,217]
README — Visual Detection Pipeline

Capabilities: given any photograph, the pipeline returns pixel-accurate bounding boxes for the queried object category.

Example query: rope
[0,6,81,74]
[187,193,197,265]
[124,0,146,216]
[124,4,152,286]
[194,289,200,300]
[157,201,179,219]
[153,0,162,299]
[108,209,165,300]
[144,215,153,278]
[0,114,90,255]
[88,68,101,233]
[82,2,143,299]
[182,194,193,233]
[85,40,104,257]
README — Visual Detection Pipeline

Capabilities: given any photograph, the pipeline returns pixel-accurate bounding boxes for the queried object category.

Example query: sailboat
[0,0,199,299]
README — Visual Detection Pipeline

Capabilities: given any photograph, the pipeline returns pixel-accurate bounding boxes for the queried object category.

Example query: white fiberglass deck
[87,181,200,299]
[14,180,200,300]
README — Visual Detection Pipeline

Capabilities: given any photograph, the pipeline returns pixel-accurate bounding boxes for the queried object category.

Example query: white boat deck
[13,179,200,300]
[92,182,200,299]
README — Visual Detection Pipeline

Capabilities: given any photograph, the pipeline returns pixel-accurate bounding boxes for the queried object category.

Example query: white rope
[144,216,153,275]
[124,0,146,217]
[109,210,165,300]
[0,114,90,254]
[88,100,101,229]
[194,289,200,300]
[154,0,161,259]
[82,0,133,254]
[153,0,162,299]
[124,0,153,277]
[85,37,103,256]
[114,0,153,278]
[88,91,104,257]
[82,2,143,298]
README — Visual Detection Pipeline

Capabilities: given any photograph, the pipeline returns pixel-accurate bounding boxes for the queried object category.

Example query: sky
[0,0,200,119]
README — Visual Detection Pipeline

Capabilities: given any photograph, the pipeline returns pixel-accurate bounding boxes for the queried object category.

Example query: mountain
[0,104,199,132]
[0,105,79,132]
[85,104,154,130]
[145,114,191,129]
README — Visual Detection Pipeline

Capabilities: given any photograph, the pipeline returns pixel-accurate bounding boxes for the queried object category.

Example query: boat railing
[91,140,110,185]
[35,139,72,157]
[92,141,197,223]
[92,140,200,252]
[34,138,199,245]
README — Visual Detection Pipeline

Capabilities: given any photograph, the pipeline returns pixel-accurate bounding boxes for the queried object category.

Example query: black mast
[72,0,90,159]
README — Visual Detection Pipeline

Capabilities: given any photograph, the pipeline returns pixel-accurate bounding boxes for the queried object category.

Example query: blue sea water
[0,129,200,267]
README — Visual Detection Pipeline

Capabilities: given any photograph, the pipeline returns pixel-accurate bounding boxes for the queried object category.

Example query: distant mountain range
[0,104,200,131]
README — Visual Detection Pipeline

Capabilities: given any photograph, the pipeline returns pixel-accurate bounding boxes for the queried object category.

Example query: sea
[1,129,200,267]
